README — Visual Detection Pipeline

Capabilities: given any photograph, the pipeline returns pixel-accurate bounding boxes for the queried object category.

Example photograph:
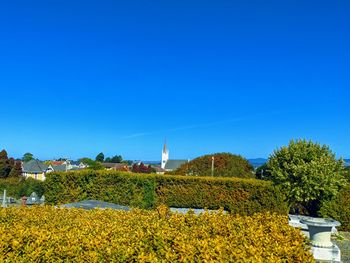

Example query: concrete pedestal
[311,244,341,263]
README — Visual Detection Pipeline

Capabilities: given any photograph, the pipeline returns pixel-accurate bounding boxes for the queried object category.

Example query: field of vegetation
[0,206,314,262]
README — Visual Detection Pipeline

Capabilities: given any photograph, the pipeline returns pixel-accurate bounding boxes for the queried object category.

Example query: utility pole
[211,156,215,177]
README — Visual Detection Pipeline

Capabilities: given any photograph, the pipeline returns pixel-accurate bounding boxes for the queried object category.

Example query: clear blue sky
[0,0,349,161]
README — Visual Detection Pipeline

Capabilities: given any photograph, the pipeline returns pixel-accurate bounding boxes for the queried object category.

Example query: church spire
[163,139,167,154]
[161,139,169,169]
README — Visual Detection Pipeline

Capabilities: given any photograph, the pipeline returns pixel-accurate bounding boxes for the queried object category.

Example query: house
[47,164,67,172]
[152,166,166,174]
[164,160,188,171]
[68,161,87,170]
[22,160,49,181]
[161,142,188,172]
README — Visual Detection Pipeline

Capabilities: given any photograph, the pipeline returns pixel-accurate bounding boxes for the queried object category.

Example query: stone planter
[300,217,341,262]
[300,217,340,248]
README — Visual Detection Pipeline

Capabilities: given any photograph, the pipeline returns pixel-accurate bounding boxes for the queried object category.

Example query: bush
[172,153,254,178]
[319,183,350,231]
[266,139,346,215]
[0,178,44,198]
[44,170,288,215]
[0,206,314,262]
[344,166,350,182]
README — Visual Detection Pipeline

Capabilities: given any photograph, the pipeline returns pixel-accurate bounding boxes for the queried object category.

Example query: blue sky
[0,0,349,161]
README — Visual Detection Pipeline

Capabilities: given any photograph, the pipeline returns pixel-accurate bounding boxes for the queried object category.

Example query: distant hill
[248,158,267,169]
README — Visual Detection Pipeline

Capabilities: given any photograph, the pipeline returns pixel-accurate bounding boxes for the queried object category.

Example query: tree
[79,158,104,170]
[255,163,271,180]
[95,152,105,162]
[266,139,347,215]
[0,150,15,178]
[104,155,123,163]
[110,155,123,163]
[9,161,22,177]
[22,153,34,162]
[0,150,11,178]
[132,163,155,174]
[173,153,254,178]
[344,166,350,182]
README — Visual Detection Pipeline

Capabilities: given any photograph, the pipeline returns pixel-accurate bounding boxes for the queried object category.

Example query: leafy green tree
[79,158,104,170]
[110,155,123,163]
[104,155,123,163]
[343,166,350,182]
[95,152,105,162]
[22,153,34,162]
[266,139,347,215]
[173,153,254,178]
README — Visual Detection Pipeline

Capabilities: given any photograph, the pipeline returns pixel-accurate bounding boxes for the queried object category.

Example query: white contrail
[120,114,268,139]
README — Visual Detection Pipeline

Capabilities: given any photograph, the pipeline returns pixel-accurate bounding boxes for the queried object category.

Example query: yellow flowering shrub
[0,206,314,262]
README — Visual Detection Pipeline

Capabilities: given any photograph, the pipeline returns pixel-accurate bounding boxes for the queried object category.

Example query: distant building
[22,160,49,181]
[161,141,188,172]
[47,164,67,172]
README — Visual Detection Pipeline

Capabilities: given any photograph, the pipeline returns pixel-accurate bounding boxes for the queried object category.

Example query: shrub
[172,153,254,178]
[319,183,350,231]
[0,206,314,262]
[266,139,346,215]
[44,170,288,215]
[0,178,44,198]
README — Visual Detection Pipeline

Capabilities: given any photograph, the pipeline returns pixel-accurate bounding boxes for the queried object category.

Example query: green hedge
[0,177,44,198]
[44,170,288,215]
[320,183,350,231]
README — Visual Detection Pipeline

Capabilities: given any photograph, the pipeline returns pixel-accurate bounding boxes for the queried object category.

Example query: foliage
[132,163,156,174]
[44,170,288,215]
[17,178,45,198]
[172,153,254,178]
[344,166,350,182]
[0,178,44,198]
[319,183,350,231]
[8,161,22,177]
[22,152,34,162]
[0,150,22,178]
[0,206,314,262]
[79,158,104,170]
[95,152,105,162]
[266,139,347,215]
[105,154,123,163]
[255,163,271,179]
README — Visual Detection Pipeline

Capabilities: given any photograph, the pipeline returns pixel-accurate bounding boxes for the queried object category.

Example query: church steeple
[163,140,167,154]
[161,140,169,169]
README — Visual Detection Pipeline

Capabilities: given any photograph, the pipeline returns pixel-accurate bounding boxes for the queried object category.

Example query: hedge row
[0,206,314,262]
[320,183,350,231]
[44,170,288,215]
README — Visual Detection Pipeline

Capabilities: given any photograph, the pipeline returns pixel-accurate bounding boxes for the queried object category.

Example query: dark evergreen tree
[22,152,34,162]
[95,152,105,162]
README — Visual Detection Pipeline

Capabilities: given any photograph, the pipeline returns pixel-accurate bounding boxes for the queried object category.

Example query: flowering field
[0,206,314,262]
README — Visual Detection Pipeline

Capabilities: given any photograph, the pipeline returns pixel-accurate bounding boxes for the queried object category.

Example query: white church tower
[161,141,169,169]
